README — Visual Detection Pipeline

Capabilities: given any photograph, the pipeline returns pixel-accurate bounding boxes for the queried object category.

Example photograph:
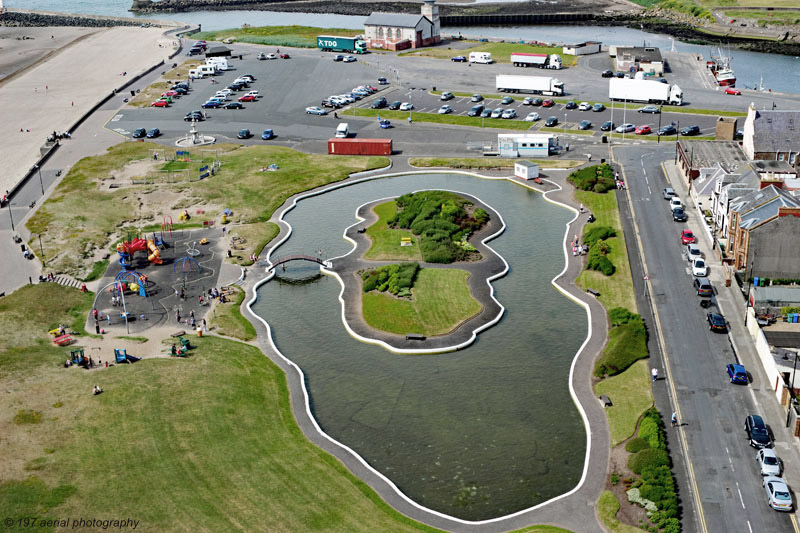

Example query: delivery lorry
[608,78,683,105]
[510,53,562,69]
[317,35,367,54]
[496,75,564,96]
[469,52,493,64]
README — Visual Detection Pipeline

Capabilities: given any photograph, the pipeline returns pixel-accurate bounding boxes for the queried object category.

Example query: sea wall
[0,11,169,28]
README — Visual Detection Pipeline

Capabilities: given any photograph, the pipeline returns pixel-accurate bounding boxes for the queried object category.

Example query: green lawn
[574,190,637,312]
[209,286,257,341]
[364,201,422,261]
[362,268,481,336]
[352,107,534,130]
[193,25,362,48]
[409,157,583,169]
[722,8,800,24]
[597,491,648,532]
[0,284,441,532]
[225,221,281,266]
[402,42,577,67]
[26,143,387,278]
[595,360,654,446]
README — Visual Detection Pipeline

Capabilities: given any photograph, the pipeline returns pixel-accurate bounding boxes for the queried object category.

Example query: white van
[335,123,350,138]
[206,58,231,71]
[469,52,493,64]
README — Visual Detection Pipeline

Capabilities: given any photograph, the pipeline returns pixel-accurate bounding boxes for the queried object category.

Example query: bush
[625,437,651,453]
[362,262,419,295]
[568,164,615,193]
[594,314,647,377]
[584,225,616,247]
[628,448,670,474]
[639,407,665,449]
[609,307,639,327]
[587,252,615,276]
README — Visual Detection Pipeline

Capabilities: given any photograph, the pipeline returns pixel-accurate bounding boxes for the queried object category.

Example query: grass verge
[225,221,281,266]
[598,491,647,532]
[401,42,577,67]
[209,286,256,341]
[351,107,534,130]
[595,360,654,446]
[193,25,362,48]
[127,61,203,108]
[409,157,584,169]
[364,201,422,261]
[362,268,481,336]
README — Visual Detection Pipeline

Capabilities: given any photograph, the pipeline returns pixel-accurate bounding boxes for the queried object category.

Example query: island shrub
[583,225,616,247]
[389,191,487,263]
[628,448,669,475]
[587,247,615,276]
[638,408,666,450]
[624,437,650,453]
[608,307,638,327]
[594,310,647,377]
[362,262,420,295]
[568,164,615,193]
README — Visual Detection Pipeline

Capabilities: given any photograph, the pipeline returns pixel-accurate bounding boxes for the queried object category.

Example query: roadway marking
[735,481,746,508]
[111,114,124,122]
[615,148,709,533]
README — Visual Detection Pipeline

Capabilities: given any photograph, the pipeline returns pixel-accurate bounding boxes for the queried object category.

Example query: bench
[599,394,612,407]
[587,288,600,297]
[405,333,426,341]
[53,334,73,346]
[171,331,186,338]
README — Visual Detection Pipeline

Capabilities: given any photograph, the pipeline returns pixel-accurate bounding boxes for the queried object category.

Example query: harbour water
[8,1,798,93]
[250,173,587,520]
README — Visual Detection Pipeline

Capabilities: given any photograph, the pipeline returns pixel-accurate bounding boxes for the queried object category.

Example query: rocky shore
[0,11,164,28]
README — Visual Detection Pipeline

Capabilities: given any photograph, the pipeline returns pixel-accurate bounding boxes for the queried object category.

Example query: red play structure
[116,238,162,266]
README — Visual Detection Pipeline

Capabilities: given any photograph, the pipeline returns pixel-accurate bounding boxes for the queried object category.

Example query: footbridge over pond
[267,254,330,272]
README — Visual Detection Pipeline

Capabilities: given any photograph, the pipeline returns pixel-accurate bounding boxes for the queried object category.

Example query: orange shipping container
[328,138,392,156]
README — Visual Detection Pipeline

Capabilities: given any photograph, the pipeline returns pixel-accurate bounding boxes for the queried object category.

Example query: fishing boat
[707,48,736,87]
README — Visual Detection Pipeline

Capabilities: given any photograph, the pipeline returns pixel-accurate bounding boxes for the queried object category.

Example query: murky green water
[252,173,587,520]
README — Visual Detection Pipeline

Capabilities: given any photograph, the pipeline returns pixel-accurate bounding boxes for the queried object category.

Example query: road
[614,142,798,532]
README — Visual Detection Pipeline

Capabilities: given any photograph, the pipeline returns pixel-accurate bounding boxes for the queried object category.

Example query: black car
[601,69,614,78]
[184,111,204,122]
[578,120,592,130]
[201,101,221,108]
[224,102,244,110]
[132,128,147,138]
[467,104,484,117]
[707,312,728,333]
[227,83,246,91]
[237,129,251,139]
[614,71,626,78]
[531,98,543,106]
[658,125,677,136]
[601,121,615,132]
[378,77,388,85]
[744,415,773,448]
[545,116,558,127]
[388,101,402,110]
[171,87,188,95]
[672,207,687,222]
[681,125,701,136]
[370,97,387,109]
[565,101,578,110]
[146,128,160,138]
[320,99,340,108]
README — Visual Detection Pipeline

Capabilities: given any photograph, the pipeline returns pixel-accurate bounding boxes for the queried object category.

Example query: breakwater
[0,9,174,28]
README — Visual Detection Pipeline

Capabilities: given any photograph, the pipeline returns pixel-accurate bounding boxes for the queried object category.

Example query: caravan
[190,64,218,79]
[469,52,493,64]
[206,58,232,71]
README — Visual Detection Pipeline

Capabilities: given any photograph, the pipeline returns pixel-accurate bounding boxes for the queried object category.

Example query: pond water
[250,173,588,520]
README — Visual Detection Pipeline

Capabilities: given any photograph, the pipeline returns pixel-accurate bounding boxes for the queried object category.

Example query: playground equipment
[114,348,141,364]
[173,256,201,288]
[117,238,162,267]
[69,348,85,366]
[114,271,151,298]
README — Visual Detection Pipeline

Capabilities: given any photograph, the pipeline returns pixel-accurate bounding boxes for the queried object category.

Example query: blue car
[201,101,221,108]
[261,129,274,140]
[727,364,748,384]
[146,128,160,138]
[451,56,467,62]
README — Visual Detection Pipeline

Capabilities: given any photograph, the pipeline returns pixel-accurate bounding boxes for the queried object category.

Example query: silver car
[757,449,782,476]
[764,476,793,511]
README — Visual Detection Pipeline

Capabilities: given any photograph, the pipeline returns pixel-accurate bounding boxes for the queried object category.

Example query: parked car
[343,55,356,62]
[440,91,454,101]
[614,71,626,78]
[615,123,635,133]
[378,77,388,85]
[565,101,578,110]
[542,99,555,107]
[601,121,615,132]
[756,449,782,476]
[370,97,387,109]
[132,128,147,138]
[388,101,402,110]
[578,120,592,130]
[658,125,677,136]
[763,476,793,511]
[727,363,748,384]
[184,111,204,121]
[501,96,514,105]
[146,128,160,138]
[692,258,708,277]
[305,106,328,115]
[467,105,484,117]
[663,187,676,199]
[263,53,277,60]
[522,97,535,105]
[332,54,344,62]
[224,102,244,110]
[524,112,540,122]
[451,55,467,62]
[438,105,453,114]
[151,100,169,107]
[635,125,652,135]
[480,108,492,118]
[530,98,543,106]
[694,277,712,297]
[238,95,257,102]
[686,243,702,262]
[593,103,605,112]
[545,116,559,127]
[670,197,683,211]
[237,129,252,139]
[399,102,414,111]
[725,87,742,95]
[257,52,267,60]
[501,109,517,119]
[279,53,291,59]
[578,102,592,111]
[471,94,484,102]
[707,312,727,332]
[490,108,503,118]
[162,91,179,98]
[637,105,661,114]
[681,125,701,136]
[672,208,687,222]
[601,69,614,78]
[680,229,696,244]
[745,415,773,448]
[261,129,275,140]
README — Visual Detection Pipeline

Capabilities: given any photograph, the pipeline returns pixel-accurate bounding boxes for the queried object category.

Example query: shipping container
[328,138,392,156]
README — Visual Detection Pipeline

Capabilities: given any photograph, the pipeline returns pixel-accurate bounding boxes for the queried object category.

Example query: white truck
[608,78,683,105]
[496,74,564,96]
[510,52,562,70]
[469,52,493,64]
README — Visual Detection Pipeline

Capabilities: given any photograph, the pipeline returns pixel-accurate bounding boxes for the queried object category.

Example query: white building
[498,134,556,158]
[364,0,441,51]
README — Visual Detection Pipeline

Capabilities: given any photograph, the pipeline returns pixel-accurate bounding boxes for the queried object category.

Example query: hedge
[624,437,651,453]
[568,163,615,193]
[362,262,420,295]
[594,311,648,377]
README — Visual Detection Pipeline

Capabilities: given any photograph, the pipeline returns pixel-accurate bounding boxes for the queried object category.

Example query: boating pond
[251,173,588,521]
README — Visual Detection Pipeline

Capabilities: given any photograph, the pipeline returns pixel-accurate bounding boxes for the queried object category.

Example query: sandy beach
[0,25,177,195]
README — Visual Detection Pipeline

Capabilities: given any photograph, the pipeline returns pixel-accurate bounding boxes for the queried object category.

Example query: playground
[88,221,228,337]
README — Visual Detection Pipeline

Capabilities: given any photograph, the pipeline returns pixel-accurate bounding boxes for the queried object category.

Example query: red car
[635,125,651,135]
[725,87,741,95]
[681,229,696,245]
[151,100,169,107]
[238,95,257,102]
[279,53,291,59]
[542,99,555,107]
[161,91,179,97]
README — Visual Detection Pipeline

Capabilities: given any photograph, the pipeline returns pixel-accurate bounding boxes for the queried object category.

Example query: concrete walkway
[240,156,612,532]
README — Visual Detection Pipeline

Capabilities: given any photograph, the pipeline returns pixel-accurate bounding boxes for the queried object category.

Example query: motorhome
[205,58,231,71]
[468,52,493,64]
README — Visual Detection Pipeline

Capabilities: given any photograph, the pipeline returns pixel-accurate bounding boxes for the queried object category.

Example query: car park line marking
[615,148,709,533]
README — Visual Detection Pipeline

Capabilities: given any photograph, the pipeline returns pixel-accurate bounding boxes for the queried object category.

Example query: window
[791,154,797,165]
[779,153,785,161]
[396,28,402,39]
[378,27,383,38]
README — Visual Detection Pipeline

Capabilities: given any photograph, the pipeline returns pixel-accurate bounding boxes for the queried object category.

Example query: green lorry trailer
[316,35,368,54]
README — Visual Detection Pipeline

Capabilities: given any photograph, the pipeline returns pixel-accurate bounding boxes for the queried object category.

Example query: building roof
[749,160,797,174]
[695,164,726,197]
[680,140,748,173]
[753,286,800,306]
[734,185,800,229]
[206,46,231,56]
[616,46,662,63]
[364,12,429,28]
[751,109,800,153]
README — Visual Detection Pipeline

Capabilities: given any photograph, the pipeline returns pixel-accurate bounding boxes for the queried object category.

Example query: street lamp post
[35,165,44,195]
[787,352,799,428]
[36,233,45,267]
[563,113,567,135]
[657,105,663,143]
[6,200,14,231]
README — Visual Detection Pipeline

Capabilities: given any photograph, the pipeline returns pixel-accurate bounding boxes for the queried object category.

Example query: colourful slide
[117,238,163,266]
